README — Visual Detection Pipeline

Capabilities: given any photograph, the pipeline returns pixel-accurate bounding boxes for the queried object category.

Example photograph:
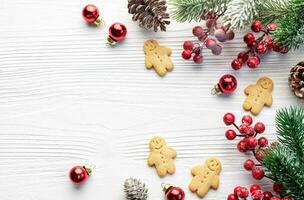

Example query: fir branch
[256,0,290,24]
[272,0,304,49]
[170,0,229,22]
[223,0,257,29]
[275,106,304,162]
[262,106,304,200]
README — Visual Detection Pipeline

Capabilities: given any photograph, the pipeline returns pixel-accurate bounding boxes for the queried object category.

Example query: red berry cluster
[223,113,269,180]
[227,184,292,200]
[182,13,235,64]
[231,20,288,70]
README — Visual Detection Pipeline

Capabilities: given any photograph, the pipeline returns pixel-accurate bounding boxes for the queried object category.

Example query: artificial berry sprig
[182,12,235,64]
[223,113,289,198]
[231,20,288,70]
[227,184,292,200]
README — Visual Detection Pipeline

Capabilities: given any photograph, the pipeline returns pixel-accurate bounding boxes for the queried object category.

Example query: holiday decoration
[262,106,304,199]
[124,178,148,200]
[170,0,304,50]
[227,184,291,200]
[162,183,185,200]
[82,4,102,25]
[289,61,304,100]
[128,0,170,32]
[181,17,235,64]
[107,23,127,45]
[231,20,287,70]
[243,77,273,115]
[147,136,176,177]
[224,106,303,199]
[69,165,93,185]
[143,39,174,77]
[212,74,237,95]
[189,157,222,198]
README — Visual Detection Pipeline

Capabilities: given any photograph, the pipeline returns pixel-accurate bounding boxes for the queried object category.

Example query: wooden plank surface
[0,0,303,199]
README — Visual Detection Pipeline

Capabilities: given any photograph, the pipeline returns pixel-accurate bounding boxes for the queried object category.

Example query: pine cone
[124,178,148,200]
[289,61,304,99]
[128,0,170,32]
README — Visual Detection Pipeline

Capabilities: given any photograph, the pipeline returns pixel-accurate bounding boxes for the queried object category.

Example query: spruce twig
[262,106,304,200]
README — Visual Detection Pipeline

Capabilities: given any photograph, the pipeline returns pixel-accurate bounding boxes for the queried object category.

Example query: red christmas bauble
[69,166,89,185]
[162,184,185,200]
[82,4,102,25]
[215,74,237,95]
[108,23,127,45]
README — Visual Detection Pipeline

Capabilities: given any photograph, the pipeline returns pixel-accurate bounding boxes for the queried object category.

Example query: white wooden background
[0,0,303,199]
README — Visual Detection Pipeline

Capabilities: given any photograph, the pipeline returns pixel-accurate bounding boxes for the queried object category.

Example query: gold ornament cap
[161,183,172,192]
[107,36,117,46]
[94,16,103,26]
[83,164,95,175]
[211,84,222,95]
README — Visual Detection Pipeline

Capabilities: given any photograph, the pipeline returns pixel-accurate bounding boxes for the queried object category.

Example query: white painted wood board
[0,0,303,199]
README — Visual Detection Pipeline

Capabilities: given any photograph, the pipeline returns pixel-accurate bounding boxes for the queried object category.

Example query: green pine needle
[262,106,304,199]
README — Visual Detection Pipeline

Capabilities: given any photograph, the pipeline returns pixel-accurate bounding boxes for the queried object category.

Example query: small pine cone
[289,61,304,99]
[124,178,148,200]
[128,0,170,32]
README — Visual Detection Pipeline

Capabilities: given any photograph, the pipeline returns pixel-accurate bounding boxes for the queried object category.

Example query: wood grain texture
[0,0,303,199]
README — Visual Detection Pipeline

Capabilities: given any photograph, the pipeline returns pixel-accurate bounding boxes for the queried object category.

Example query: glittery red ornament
[107,23,127,45]
[69,165,93,185]
[213,74,237,95]
[162,183,185,200]
[82,4,102,25]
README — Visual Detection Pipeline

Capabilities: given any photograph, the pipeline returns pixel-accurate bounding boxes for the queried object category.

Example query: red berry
[280,46,289,54]
[215,28,227,42]
[223,113,235,125]
[225,129,237,140]
[182,50,192,60]
[247,126,255,136]
[252,167,265,180]
[273,182,283,194]
[206,19,215,28]
[238,51,249,62]
[239,124,249,134]
[254,122,265,133]
[247,56,260,68]
[244,159,255,171]
[193,26,204,37]
[237,139,248,152]
[192,43,201,54]
[256,43,267,54]
[263,38,273,47]
[239,187,249,198]
[227,194,238,200]
[252,190,263,200]
[244,32,255,45]
[267,22,277,32]
[282,197,292,200]
[255,150,264,161]
[272,43,284,52]
[231,59,243,70]
[212,45,222,55]
[251,20,263,32]
[193,54,203,64]
[270,197,281,200]
[263,191,273,200]
[247,137,258,148]
[205,38,217,49]
[234,186,242,196]
[258,137,268,147]
[250,184,261,193]
[242,115,253,125]
[183,40,194,50]
[226,30,235,40]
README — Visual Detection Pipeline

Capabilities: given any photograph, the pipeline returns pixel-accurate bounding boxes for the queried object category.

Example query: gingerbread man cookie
[147,136,176,177]
[243,76,273,115]
[143,39,174,77]
[189,157,222,198]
